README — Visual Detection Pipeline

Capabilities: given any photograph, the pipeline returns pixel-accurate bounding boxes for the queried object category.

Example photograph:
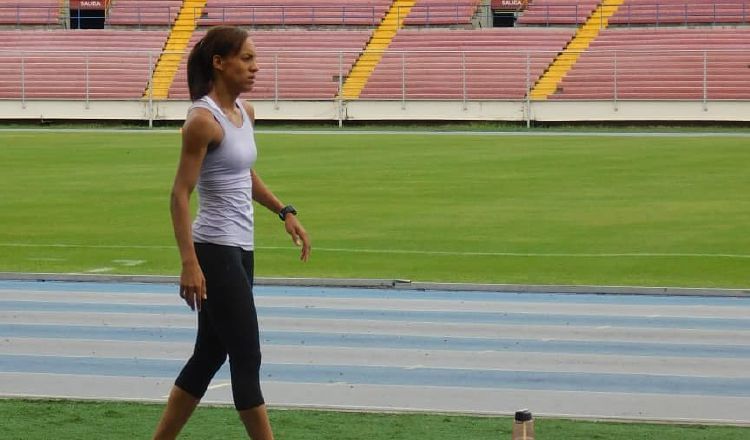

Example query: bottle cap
[515,409,533,422]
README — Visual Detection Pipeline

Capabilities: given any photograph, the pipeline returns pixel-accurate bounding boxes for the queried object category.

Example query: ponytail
[187,40,211,101]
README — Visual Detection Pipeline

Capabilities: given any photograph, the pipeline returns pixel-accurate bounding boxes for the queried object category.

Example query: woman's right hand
[179,261,206,312]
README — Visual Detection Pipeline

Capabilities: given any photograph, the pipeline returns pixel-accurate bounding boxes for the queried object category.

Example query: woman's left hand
[284,215,311,262]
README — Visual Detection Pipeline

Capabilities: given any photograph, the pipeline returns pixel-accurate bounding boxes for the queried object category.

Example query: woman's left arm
[244,101,311,262]
[251,170,311,262]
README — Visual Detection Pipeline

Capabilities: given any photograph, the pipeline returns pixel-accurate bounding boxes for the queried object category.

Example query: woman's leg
[235,250,273,439]
[152,386,200,440]
[203,248,272,438]
[238,404,274,440]
[152,243,229,439]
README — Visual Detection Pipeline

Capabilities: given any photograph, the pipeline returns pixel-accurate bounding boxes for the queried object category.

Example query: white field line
[2,127,750,138]
[0,243,173,249]
[1,242,748,259]
[112,260,146,267]
[86,267,114,273]
[25,258,67,262]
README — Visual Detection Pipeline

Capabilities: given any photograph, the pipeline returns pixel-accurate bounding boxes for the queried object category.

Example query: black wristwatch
[278,205,297,221]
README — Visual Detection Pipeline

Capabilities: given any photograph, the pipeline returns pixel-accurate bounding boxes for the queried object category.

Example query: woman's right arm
[170,109,219,311]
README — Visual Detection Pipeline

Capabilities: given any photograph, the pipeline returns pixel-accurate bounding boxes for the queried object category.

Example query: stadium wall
[1,99,748,123]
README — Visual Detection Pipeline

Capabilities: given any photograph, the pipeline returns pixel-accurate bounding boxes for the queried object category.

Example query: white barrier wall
[0,99,748,123]
[530,100,750,122]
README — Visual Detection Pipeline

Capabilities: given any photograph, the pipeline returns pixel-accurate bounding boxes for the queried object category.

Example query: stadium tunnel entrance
[491,0,526,27]
[70,0,106,29]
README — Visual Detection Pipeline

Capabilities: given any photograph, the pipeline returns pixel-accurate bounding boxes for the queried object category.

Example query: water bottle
[511,409,535,440]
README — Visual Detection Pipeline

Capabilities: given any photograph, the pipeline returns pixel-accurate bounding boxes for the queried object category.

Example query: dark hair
[187,26,249,101]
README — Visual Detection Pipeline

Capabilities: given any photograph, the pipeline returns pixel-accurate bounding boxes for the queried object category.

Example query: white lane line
[7,291,749,317]
[3,311,750,346]
[3,374,750,424]
[0,292,177,305]
[4,337,750,378]
[164,382,230,398]
[0,242,747,259]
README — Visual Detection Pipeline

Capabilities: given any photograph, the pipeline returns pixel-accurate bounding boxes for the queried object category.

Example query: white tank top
[189,96,257,251]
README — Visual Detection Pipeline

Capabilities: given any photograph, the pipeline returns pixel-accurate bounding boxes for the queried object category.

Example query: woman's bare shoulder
[240,100,256,124]
[183,107,222,146]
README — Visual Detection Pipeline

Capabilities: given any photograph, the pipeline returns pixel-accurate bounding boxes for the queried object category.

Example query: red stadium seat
[0,1,59,25]
[516,0,601,25]
[359,28,574,100]
[610,0,750,26]
[0,30,168,99]
[106,0,183,27]
[404,0,482,26]
[198,1,391,27]
[550,28,750,100]
[168,30,372,100]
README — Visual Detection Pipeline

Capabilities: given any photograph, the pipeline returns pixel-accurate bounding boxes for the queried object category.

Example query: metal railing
[2,48,749,105]
[4,2,750,28]
[0,50,158,108]
[563,48,750,109]
[522,1,750,27]
[198,5,384,27]
[394,4,495,26]
[196,4,498,28]
[0,4,499,29]
[0,6,59,28]
[518,3,585,26]
[616,1,750,26]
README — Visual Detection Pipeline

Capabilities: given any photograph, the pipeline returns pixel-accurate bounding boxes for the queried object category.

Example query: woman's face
[214,37,259,93]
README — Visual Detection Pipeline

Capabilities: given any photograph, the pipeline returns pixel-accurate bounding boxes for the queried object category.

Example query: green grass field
[2,399,748,440]
[0,130,749,288]
[1,129,749,437]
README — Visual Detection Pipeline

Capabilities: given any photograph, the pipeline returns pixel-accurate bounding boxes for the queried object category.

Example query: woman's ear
[212,55,223,72]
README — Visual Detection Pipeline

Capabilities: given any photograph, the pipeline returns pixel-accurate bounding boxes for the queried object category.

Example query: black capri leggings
[175,242,264,411]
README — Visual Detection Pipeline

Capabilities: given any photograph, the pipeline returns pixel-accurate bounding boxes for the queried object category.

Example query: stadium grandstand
[0,0,748,122]
[0,0,60,26]
[0,29,166,99]
[168,29,373,100]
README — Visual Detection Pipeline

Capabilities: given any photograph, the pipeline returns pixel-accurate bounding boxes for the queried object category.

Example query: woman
[153,26,311,440]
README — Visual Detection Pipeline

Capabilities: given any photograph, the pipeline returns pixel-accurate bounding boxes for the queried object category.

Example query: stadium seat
[516,0,601,25]
[0,30,167,99]
[404,0,482,26]
[359,28,574,100]
[550,28,750,100]
[199,0,392,27]
[168,30,372,99]
[1,0,748,103]
[0,1,59,26]
[610,0,750,26]
[106,0,183,27]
